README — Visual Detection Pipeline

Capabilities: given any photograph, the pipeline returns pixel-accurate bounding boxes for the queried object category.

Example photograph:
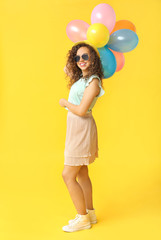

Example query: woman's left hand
[59,98,67,107]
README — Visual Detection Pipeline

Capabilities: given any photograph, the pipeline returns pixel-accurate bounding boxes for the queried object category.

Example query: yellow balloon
[87,23,109,48]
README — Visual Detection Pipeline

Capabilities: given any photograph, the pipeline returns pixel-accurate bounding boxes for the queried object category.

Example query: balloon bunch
[66,3,139,79]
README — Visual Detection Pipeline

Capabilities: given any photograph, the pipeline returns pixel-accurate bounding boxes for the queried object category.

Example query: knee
[62,170,68,182]
[62,169,75,184]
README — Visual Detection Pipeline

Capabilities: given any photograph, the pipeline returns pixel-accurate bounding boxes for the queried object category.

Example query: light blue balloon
[98,46,117,79]
[107,29,139,53]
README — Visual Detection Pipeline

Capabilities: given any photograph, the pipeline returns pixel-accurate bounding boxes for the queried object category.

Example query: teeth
[80,63,86,66]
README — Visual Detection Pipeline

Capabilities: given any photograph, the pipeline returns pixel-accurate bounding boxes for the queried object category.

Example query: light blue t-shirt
[65,74,105,113]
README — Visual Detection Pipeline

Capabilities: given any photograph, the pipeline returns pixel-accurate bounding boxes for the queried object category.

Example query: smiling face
[75,47,91,77]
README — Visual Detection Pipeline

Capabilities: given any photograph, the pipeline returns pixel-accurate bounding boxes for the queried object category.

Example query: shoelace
[70,215,82,227]
[70,214,90,227]
[69,214,79,224]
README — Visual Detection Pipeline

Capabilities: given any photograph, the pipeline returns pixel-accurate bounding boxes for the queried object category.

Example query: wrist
[64,99,68,107]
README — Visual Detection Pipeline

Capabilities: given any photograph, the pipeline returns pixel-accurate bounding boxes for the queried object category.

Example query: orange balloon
[110,49,125,72]
[110,20,136,35]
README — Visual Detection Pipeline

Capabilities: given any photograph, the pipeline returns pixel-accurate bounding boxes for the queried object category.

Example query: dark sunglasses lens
[82,54,89,60]
[74,56,80,62]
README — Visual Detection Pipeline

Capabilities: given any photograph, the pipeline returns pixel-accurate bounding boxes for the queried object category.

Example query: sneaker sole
[62,224,91,232]
[91,220,97,224]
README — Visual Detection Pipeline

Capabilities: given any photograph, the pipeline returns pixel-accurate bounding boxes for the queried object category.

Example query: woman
[59,42,105,232]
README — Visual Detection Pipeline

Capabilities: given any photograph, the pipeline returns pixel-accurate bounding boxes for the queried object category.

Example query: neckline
[80,73,89,80]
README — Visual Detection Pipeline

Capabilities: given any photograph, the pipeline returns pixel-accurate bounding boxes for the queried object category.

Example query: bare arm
[65,78,100,116]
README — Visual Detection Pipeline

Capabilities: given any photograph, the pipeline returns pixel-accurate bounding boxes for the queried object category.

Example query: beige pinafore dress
[64,74,105,166]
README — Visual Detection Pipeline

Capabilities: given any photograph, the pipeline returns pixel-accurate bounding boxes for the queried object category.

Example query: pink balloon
[66,20,90,42]
[91,3,116,34]
[110,49,125,72]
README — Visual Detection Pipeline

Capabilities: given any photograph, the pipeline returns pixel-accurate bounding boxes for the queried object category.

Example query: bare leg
[77,165,94,210]
[62,165,87,215]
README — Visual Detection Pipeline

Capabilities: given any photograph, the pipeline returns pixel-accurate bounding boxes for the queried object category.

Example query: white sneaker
[68,208,97,225]
[68,213,80,225]
[87,208,97,224]
[62,213,91,232]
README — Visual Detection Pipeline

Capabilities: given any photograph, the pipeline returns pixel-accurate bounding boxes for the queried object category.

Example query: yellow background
[0,0,161,239]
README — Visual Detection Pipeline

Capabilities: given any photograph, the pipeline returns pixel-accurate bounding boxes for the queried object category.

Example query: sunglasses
[74,54,89,62]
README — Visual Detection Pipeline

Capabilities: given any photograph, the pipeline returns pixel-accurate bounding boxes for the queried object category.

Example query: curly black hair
[65,42,104,90]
